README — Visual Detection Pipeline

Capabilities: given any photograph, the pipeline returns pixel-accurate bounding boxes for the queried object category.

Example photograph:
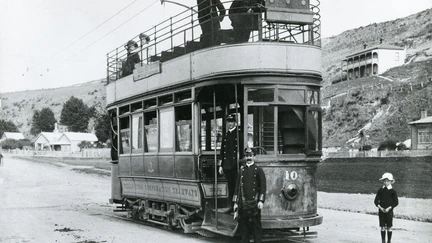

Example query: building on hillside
[341,42,406,81]
[409,111,432,150]
[1,132,25,142]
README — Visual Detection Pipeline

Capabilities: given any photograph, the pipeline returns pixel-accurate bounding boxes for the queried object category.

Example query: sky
[0,0,431,93]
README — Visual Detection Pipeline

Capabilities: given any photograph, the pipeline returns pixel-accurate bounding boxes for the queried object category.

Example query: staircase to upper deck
[147,29,235,63]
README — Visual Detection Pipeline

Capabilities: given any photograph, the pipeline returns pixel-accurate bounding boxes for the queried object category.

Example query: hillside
[0,79,107,138]
[322,8,432,85]
[1,8,432,147]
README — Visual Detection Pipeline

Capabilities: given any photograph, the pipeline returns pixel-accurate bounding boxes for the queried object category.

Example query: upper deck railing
[106,0,321,83]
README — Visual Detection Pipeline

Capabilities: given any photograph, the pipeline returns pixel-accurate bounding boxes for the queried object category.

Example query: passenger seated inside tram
[121,40,141,77]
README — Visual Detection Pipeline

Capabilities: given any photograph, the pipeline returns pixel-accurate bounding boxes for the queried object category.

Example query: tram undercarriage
[113,195,321,241]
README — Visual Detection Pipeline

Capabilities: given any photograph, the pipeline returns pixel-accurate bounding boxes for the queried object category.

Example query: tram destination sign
[133,61,161,81]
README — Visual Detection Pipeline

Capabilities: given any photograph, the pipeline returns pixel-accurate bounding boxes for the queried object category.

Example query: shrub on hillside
[378,140,397,151]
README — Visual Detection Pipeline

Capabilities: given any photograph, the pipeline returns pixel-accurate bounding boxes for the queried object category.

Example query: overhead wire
[24,0,157,76]
[46,0,159,74]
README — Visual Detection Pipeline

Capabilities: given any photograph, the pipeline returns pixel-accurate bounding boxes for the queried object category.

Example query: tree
[30,108,57,135]
[0,119,18,137]
[0,139,22,149]
[94,112,111,143]
[77,141,93,151]
[60,96,92,132]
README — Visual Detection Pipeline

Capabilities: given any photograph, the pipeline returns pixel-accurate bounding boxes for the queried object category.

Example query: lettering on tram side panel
[200,183,228,198]
[133,62,161,81]
[122,178,201,206]
[121,178,136,197]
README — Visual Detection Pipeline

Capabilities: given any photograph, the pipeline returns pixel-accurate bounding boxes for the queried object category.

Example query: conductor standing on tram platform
[233,147,266,243]
[219,114,242,212]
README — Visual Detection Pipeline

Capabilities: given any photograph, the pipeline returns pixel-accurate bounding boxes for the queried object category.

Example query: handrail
[107,0,322,83]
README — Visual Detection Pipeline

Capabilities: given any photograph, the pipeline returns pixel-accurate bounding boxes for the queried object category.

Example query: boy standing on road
[374,172,399,243]
[0,153,3,166]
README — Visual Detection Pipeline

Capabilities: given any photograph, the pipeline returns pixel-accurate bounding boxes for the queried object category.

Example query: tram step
[218,29,235,44]
[161,51,176,62]
[207,210,237,229]
[185,41,201,53]
[200,224,238,237]
[173,46,186,55]
[149,55,161,62]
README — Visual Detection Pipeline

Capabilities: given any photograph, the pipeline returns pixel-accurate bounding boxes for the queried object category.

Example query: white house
[341,43,406,81]
[1,132,25,142]
[56,132,98,152]
[33,132,63,151]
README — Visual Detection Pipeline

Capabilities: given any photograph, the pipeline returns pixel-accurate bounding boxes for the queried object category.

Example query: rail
[106,0,321,83]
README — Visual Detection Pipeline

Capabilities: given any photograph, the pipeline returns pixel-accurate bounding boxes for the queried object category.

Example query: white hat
[379,172,394,181]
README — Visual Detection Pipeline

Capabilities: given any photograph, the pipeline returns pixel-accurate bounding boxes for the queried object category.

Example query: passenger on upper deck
[121,40,141,77]
[197,0,226,48]
[229,0,264,43]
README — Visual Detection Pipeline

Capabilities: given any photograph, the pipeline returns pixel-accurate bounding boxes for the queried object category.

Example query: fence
[0,148,111,158]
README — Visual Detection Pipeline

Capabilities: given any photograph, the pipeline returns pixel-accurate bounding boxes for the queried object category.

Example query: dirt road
[0,156,431,243]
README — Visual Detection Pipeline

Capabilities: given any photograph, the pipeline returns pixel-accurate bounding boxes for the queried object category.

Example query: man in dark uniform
[229,0,264,43]
[233,147,266,243]
[219,114,242,212]
[197,0,226,48]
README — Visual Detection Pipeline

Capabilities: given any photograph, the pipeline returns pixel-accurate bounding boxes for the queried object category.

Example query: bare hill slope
[0,79,106,138]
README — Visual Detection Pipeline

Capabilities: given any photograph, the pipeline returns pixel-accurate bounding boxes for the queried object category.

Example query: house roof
[409,116,432,125]
[345,43,404,59]
[33,132,62,143]
[2,132,25,140]
[61,132,98,142]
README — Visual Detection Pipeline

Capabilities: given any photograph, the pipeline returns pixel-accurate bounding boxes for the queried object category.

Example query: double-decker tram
[106,0,323,239]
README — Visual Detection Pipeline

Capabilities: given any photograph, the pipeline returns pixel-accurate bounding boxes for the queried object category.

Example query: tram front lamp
[282,183,299,200]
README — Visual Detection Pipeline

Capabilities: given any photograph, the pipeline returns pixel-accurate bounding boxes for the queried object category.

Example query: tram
[106,0,323,239]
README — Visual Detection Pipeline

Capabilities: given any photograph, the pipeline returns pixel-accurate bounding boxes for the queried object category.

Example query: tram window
[144,98,157,109]
[307,90,319,104]
[159,94,173,106]
[307,110,321,152]
[131,114,143,153]
[175,90,192,102]
[248,88,274,102]
[119,105,130,115]
[278,106,305,154]
[144,111,158,152]
[175,105,192,152]
[279,89,305,103]
[159,108,174,152]
[119,117,131,154]
[248,106,275,154]
[200,107,223,151]
[131,101,143,111]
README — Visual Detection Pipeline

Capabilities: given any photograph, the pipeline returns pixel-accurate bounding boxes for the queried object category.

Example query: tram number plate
[285,170,298,181]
